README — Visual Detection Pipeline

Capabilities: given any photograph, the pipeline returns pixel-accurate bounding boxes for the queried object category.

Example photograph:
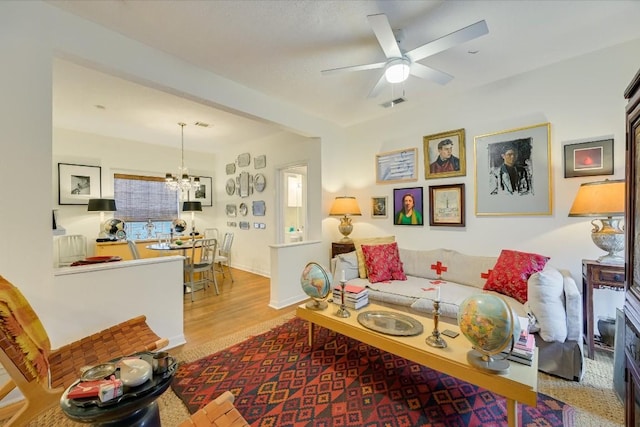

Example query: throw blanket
[0,275,51,384]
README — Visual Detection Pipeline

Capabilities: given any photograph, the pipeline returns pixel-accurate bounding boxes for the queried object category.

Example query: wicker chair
[0,274,168,426]
[178,391,249,427]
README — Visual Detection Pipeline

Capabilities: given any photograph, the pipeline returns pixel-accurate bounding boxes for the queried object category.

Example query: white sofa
[333,247,584,381]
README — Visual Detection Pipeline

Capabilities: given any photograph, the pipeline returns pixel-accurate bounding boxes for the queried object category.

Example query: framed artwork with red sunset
[563,138,613,178]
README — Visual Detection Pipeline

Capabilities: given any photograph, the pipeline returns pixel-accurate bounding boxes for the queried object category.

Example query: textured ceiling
[48,0,640,152]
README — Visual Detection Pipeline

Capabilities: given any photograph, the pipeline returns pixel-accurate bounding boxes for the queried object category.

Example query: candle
[436,286,441,302]
[341,269,346,283]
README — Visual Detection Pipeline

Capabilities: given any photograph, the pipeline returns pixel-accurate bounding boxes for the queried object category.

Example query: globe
[457,293,520,374]
[172,218,187,233]
[103,218,125,237]
[300,262,332,310]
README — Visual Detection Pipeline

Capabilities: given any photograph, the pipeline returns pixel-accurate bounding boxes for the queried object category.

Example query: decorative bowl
[118,358,152,387]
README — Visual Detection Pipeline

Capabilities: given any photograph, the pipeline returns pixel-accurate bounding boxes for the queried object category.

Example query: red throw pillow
[361,242,407,283]
[483,249,549,304]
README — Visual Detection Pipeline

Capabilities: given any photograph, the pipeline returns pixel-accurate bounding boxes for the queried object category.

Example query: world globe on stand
[300,262,332,310]
[457,293,520,374]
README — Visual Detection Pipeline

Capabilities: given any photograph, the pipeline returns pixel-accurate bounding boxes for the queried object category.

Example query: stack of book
[501,328,535,366]
[332,284,369,309]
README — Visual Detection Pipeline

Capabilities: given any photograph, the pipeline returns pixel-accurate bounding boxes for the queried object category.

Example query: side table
[331,241,355,258]
[60,352,176,426]
[582,259,625,359]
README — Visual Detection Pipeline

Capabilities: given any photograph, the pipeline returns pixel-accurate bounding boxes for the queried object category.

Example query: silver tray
[357,311,424,336]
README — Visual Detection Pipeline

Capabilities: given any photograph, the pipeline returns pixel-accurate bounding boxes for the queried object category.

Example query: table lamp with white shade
[568,179,625,264]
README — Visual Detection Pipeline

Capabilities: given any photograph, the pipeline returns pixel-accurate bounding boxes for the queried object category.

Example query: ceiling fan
[321,14,489,98]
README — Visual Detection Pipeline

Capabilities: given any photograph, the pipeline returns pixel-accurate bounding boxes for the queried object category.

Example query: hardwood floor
[175,267,298,353]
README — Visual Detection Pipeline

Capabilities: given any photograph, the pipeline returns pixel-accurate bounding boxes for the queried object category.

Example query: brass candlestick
[425,300,447,348]
[335,280,350,318]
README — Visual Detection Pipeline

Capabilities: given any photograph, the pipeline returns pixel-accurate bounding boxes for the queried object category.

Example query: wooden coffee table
[296,301,538,427]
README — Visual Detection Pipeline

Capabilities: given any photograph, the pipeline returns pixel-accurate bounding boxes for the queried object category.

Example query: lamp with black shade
[329,196,362,243]
[88,198,117,241]
[182,201,202,239]
[568,179,625,264]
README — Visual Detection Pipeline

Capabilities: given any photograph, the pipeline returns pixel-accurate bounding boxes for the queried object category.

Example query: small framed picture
[563,138,614,178]
[371,196,388,218]
[393,187,424,226]
[424,128,466,179]
[188,176,213,207]
[58,163,102,205]
[429,184,465,227]
[376,148,418,184]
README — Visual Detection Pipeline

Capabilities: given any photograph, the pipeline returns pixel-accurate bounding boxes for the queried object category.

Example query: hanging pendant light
[165,122,201,193]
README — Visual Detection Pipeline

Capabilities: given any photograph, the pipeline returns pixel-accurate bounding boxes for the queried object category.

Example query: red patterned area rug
[172,317,574,427]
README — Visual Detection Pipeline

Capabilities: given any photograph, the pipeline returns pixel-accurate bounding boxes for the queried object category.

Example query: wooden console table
[331,242,355,258]
[582,259,625,359]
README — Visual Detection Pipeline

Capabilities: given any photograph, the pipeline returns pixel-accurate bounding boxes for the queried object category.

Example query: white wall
[323,39,640,320]
[0,1,340,354]
[2,1,638,348]
[53,128,217,253]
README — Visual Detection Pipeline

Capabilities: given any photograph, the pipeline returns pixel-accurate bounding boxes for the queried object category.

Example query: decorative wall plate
[254,173,266,192]
[226,204,237,217]
[226,163,236,175]
[237,171,251,197]
[237,153,251,167]
[239,202,248,216]
[225,178,236,196]
[239,221,250,230]
[254,155,266,169]
[252,200,266,216]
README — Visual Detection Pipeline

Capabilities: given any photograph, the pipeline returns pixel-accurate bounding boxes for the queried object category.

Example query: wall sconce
[568,179,625,264]
[329,196,362,242]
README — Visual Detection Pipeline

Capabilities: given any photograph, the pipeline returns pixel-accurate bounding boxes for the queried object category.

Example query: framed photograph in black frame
[188,176,213,207]
[393,187,424,225]
[58,163,102,205]
[563,138,614,178]
[429,183,465,227]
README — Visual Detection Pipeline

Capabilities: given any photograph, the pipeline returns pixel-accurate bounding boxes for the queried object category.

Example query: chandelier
[165,122,200,193]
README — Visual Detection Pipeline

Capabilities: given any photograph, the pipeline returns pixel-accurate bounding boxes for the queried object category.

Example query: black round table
[60,352,175,426]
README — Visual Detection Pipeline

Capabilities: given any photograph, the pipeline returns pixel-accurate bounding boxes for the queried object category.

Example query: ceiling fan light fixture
[384,58,410,83]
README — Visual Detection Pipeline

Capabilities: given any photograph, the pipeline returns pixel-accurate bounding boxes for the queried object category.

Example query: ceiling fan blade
[367,14,402,59]
[407,20,489,62]
[410,63,454,85]
[321,61,385,76]
[367,73,388,98]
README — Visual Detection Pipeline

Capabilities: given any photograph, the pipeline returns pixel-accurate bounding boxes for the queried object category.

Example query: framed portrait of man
[393,187,424,226]
[423,128,466,179]
[474,122,551,216]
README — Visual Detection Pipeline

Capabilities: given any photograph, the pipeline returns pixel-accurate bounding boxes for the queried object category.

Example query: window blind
[114,173,178,222]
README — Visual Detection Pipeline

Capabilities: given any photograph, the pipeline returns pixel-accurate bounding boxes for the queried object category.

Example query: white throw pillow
[527,267,567,342]
[334,251,359,281]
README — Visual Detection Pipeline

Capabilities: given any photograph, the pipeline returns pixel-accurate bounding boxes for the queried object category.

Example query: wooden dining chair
[178,391,249,427]
[0,274,168,426]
